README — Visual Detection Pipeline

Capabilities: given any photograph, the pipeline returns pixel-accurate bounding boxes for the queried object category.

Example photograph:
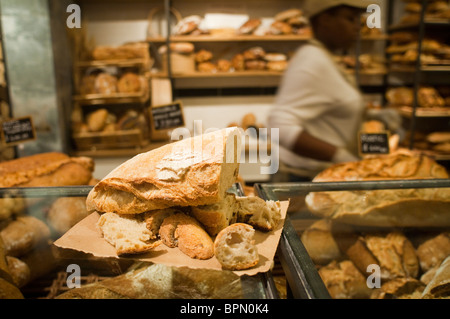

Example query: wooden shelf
[152,70,284,78]
[72,141,168,158]
[389,18,450,32]
[360,34,389,41]
[393,106,450,118]
[147,34,311,43]
[73,91,150,105]
[75,58,151,68]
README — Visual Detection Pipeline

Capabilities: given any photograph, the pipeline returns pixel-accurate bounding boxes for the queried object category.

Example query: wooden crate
[73,129,148,151]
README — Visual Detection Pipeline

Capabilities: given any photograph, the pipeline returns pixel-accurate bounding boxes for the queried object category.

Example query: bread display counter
[255,155,450,299]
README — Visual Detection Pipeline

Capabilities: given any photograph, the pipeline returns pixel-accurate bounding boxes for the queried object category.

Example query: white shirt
[268,41,364,177]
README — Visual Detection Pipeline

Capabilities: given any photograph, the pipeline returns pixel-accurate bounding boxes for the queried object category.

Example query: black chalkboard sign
[149,100,185,141]
[359,132,390,155]
[1,116,36,146]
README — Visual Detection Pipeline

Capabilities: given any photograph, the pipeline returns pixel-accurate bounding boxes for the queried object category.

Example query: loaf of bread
[97,212,161,255]
[300,219,343,265]
[305,154,450,227]
[117,72,142,93]
[195,49,213,63]
[190,193,238,236]
[46,197,90,236]
[87,108,109,132]
[86,127,241,215]
[336,230,419,281]
[1,216,51,257]
[422,256,450,299]
[371,278,426,299]
[318,260,372,299]
[94,73,118,95]
[214,223,259,270]
[0,152,94,187]
[159,212,214,260]
[56,262,243,299]
[238,19,261,35]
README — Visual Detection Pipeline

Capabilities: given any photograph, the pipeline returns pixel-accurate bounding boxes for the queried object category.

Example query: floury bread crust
[86,128,242,215]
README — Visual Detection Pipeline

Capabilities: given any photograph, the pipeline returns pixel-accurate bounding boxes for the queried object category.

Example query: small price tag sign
[1,116,36,146]
[358,132,390,155]
[149,100,185,141]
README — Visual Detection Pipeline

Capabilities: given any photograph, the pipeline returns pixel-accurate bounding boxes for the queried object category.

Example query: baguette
[159,212,214,260]
[86,127,241,215]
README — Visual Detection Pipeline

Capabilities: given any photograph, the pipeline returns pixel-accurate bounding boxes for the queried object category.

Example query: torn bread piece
[190,193,238,236]
[159,212,214,260]
[236,197,281,231]
[97,212,161,255]
[214,223,259,270]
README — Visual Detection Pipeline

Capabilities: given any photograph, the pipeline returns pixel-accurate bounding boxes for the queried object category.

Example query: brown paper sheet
[54,201,289,276]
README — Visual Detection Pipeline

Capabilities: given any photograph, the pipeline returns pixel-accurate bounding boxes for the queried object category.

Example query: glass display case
[0,184,279,299]
[255,179,450,299]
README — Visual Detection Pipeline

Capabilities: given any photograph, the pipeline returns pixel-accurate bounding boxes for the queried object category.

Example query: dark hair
[310,5,361,30]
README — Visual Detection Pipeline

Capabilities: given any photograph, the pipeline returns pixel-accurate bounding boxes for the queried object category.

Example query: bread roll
[236,196,281,232]
[1,216,51,257]
[195,49,213,63]
[197,61,217,73]
[371,278,425,299]
[97,212,161,255]
[231,54,245,71]
[336,230,419,281]
[216,59,232,72]
[214,223,259,270]
[266,60,287,72]
[47,197,90,235]
[79,74,97,95]
[159,212,214,260]
[238,19,261,35]
[86,127,241,215]
[173,15,202,35]
[0,152,94,187]
[318,260,372,299]
[274,8,303,21]
[244,60,266,70]
[94,73,118,95]
[87,108,109,132]
[191,193,238,236]
[270,21,292,35]
[300,219,343,265]
[242,47,266,60]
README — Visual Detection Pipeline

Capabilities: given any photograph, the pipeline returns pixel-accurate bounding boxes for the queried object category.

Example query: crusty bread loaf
[236,196,281,231]
[97,212,161,255]
[214,223,259,270]
[1,216,51,257]
[86,127,241,215]
[336,230,419,281]
[371,278,426,299]
[416,232,450,273]
[190,193,238,236]
[318,260,372,299]
[47,197,90,235]
[305,154,450,227]
[0,152,94,187]
[422,256,450,299]
[159,212,214,260]
[300,219,343,265]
